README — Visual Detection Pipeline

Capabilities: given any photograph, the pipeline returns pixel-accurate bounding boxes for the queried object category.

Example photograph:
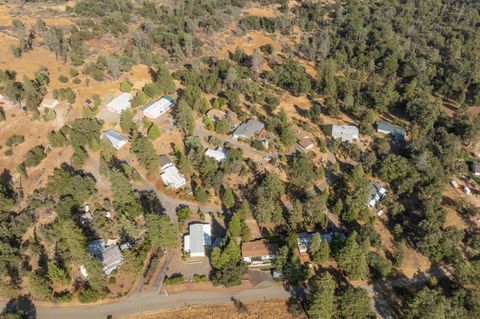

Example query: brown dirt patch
[124,300,300,319]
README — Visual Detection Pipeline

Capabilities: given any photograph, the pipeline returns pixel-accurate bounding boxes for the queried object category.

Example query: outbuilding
[107,93,133,114]
[376,120,406,140]
[471,162,480,176]
[101,130,128,150]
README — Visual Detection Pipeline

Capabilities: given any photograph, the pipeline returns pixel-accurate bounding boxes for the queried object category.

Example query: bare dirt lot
[123,300,301,319]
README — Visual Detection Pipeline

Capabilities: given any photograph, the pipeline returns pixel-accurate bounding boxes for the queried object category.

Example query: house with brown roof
[241,239,278,266]
[296,137,315,153]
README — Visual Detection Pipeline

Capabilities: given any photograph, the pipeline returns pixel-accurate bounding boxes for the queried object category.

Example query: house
[184,223,212,257]
[161,166,187,189]
[376,120,406,140]
[330,125,359,142]
[205,148,228,162]
[367,183,387,208]
[101,130,128,150]
[296,137,315,153]
[241,239,278,266]
[233,119,265,139]
[142,96,175,119]
[297,232,334,254]
[87,239,123,275]
[206,109,227,122]
[41,98,59,109]
[106,93,133,113]
[159,155,174,172]
[470,162,480,176]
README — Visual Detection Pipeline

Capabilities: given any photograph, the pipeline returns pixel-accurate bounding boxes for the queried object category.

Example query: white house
[107,93,133,114]
[161,166,187,189]
[101,129,128,150]
[241,239,278,266]
[205,148,227,162]
[184,223,212,257]
[41,98,59,109]
[331,125,359,143]
[142,96,175,119]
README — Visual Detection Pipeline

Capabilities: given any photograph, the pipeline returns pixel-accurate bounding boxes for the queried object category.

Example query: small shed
[107,93,133,114]
[367,183,387,208]
[101,130,128,150]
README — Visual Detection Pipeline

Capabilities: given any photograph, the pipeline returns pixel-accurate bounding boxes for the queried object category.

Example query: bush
[58,75,69,83]
[193,274,209,283]
[72,78,81,85]
[78,287,102,303]
[164,273,184,285]
[69,68,79,77]
[54,290,73,303]
[194,186,210,203]
[6,135,25,147]
[108,276,117,285]
[4,149,13,156]
[120,80,133,92]
[24,145,47,167]
[177,207,191,222]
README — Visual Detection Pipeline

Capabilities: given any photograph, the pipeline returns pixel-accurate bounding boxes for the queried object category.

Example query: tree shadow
[2,295,37,319]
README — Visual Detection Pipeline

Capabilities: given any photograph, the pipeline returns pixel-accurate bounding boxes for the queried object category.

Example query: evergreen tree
[308,272,337,319]
[336,232,368,280]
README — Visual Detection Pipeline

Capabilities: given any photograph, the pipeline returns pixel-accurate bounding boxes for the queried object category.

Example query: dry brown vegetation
[123,300,302,319]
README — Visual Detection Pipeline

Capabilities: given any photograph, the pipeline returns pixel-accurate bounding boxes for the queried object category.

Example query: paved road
[0,283,290,319]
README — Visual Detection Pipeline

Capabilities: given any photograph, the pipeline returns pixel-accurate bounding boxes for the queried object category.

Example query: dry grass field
[123,300,303,319]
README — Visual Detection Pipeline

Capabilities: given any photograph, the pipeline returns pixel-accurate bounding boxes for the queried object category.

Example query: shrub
[78,287,102,303]
[119,80,133,92]
[58,75,69,83]
[72,78,81,85]
[164,273,184,285]
[69,68,79,77]
[108,276,117,285]
[24,145,47,167]
[193,274,209,283]
[6,135,25,147]
[4,149,13,156]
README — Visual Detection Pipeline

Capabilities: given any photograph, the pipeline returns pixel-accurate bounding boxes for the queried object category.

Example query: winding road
[0,283,290,319]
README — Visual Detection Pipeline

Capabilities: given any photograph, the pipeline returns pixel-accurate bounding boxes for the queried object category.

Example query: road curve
[0,283,290,319]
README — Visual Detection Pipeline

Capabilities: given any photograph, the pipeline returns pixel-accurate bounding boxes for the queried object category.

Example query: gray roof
[331,125,359,142]
[188,223,212,255]
[159,155,173,170]
[101,130,128,149]
[233,119,265,139]
[472,162,480,174]
[376,121,406,137]
[88,240,123,275]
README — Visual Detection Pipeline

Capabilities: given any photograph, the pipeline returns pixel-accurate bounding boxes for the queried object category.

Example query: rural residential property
[0,0,479,318]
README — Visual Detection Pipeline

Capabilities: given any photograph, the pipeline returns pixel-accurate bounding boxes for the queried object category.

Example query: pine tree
[222,187,235,209]
[227,213,242,238]
[336,231,368,280]
[308,272,337,319]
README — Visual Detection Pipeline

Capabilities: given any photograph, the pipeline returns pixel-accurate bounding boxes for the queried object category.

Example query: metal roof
[376,120,406,137]
[233,119,265,139]
[101,129,128,149]
[331,125,359,142]
[142,96,175,119]
[205,148,227,162]
[106,93,133,113]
